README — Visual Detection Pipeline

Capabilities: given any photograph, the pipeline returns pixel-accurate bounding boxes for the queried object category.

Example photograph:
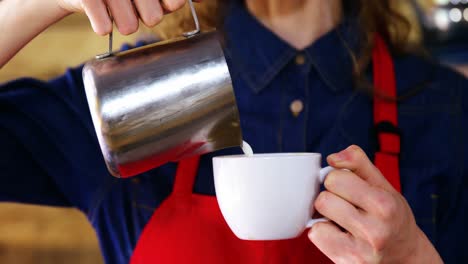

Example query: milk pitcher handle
[96,0,201,59]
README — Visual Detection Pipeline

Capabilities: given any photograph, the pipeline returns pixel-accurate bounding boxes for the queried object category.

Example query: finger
[308,222,354,262]
[82,0,113,35]
[324,169,385,213]
[133,0,164,27]
[160,0,186,12]
[107,0,139,35]
[314,191,367,238]
[327,145,392,191]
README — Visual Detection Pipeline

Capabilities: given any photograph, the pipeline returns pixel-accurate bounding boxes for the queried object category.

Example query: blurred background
[0,0,467,263]
[416,0,468,75]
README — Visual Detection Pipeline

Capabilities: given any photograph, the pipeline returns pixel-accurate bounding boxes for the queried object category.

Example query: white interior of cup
[213,153,321,159]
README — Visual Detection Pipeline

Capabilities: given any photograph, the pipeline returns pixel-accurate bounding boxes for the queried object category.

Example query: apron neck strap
[372,34,402,193]
[173,156,201,195]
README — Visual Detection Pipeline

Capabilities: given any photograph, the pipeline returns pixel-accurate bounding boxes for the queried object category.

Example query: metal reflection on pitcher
[83,31,242,178]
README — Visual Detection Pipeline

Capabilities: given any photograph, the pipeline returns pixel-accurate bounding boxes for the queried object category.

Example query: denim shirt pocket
[400,164,446,243]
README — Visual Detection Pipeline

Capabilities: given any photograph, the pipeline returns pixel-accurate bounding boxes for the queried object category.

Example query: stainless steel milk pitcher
[82,0,242,178]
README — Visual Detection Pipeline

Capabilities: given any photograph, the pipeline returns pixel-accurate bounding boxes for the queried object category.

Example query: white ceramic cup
[213,153,333,241]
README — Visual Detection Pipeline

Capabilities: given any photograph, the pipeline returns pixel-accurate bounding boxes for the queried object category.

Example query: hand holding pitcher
[56,0,202,35]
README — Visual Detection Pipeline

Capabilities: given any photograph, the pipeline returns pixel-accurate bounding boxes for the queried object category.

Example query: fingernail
[329,147,354,163]
[329,151,346,162]
[308,227,315,239]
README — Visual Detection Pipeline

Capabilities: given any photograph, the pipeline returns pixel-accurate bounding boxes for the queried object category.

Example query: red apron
[130,35,401,263]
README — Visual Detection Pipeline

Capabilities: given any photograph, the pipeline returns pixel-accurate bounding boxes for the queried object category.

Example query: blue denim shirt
[0,3,467,264]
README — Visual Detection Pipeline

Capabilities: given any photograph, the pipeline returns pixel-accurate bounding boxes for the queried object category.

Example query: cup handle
[306,166,335,229]
[306,218,329,228]
[319,166,334,183]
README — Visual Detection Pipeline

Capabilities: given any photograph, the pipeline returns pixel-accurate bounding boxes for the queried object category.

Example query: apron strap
[173,155,201,195]
[372,35,401,193]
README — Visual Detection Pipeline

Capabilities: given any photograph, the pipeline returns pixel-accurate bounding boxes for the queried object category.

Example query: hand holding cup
[308,145,442,263]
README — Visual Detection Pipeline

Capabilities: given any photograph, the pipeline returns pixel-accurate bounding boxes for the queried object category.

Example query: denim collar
[223,1,361,94]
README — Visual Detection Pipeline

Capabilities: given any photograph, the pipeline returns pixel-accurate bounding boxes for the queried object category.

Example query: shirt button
[295,54,306,65]
[290,100,304,117]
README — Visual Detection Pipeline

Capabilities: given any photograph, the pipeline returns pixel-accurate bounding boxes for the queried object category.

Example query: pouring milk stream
[241,141,254,156]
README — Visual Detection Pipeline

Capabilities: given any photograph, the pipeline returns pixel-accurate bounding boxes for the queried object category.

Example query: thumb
[327,145,393,191]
